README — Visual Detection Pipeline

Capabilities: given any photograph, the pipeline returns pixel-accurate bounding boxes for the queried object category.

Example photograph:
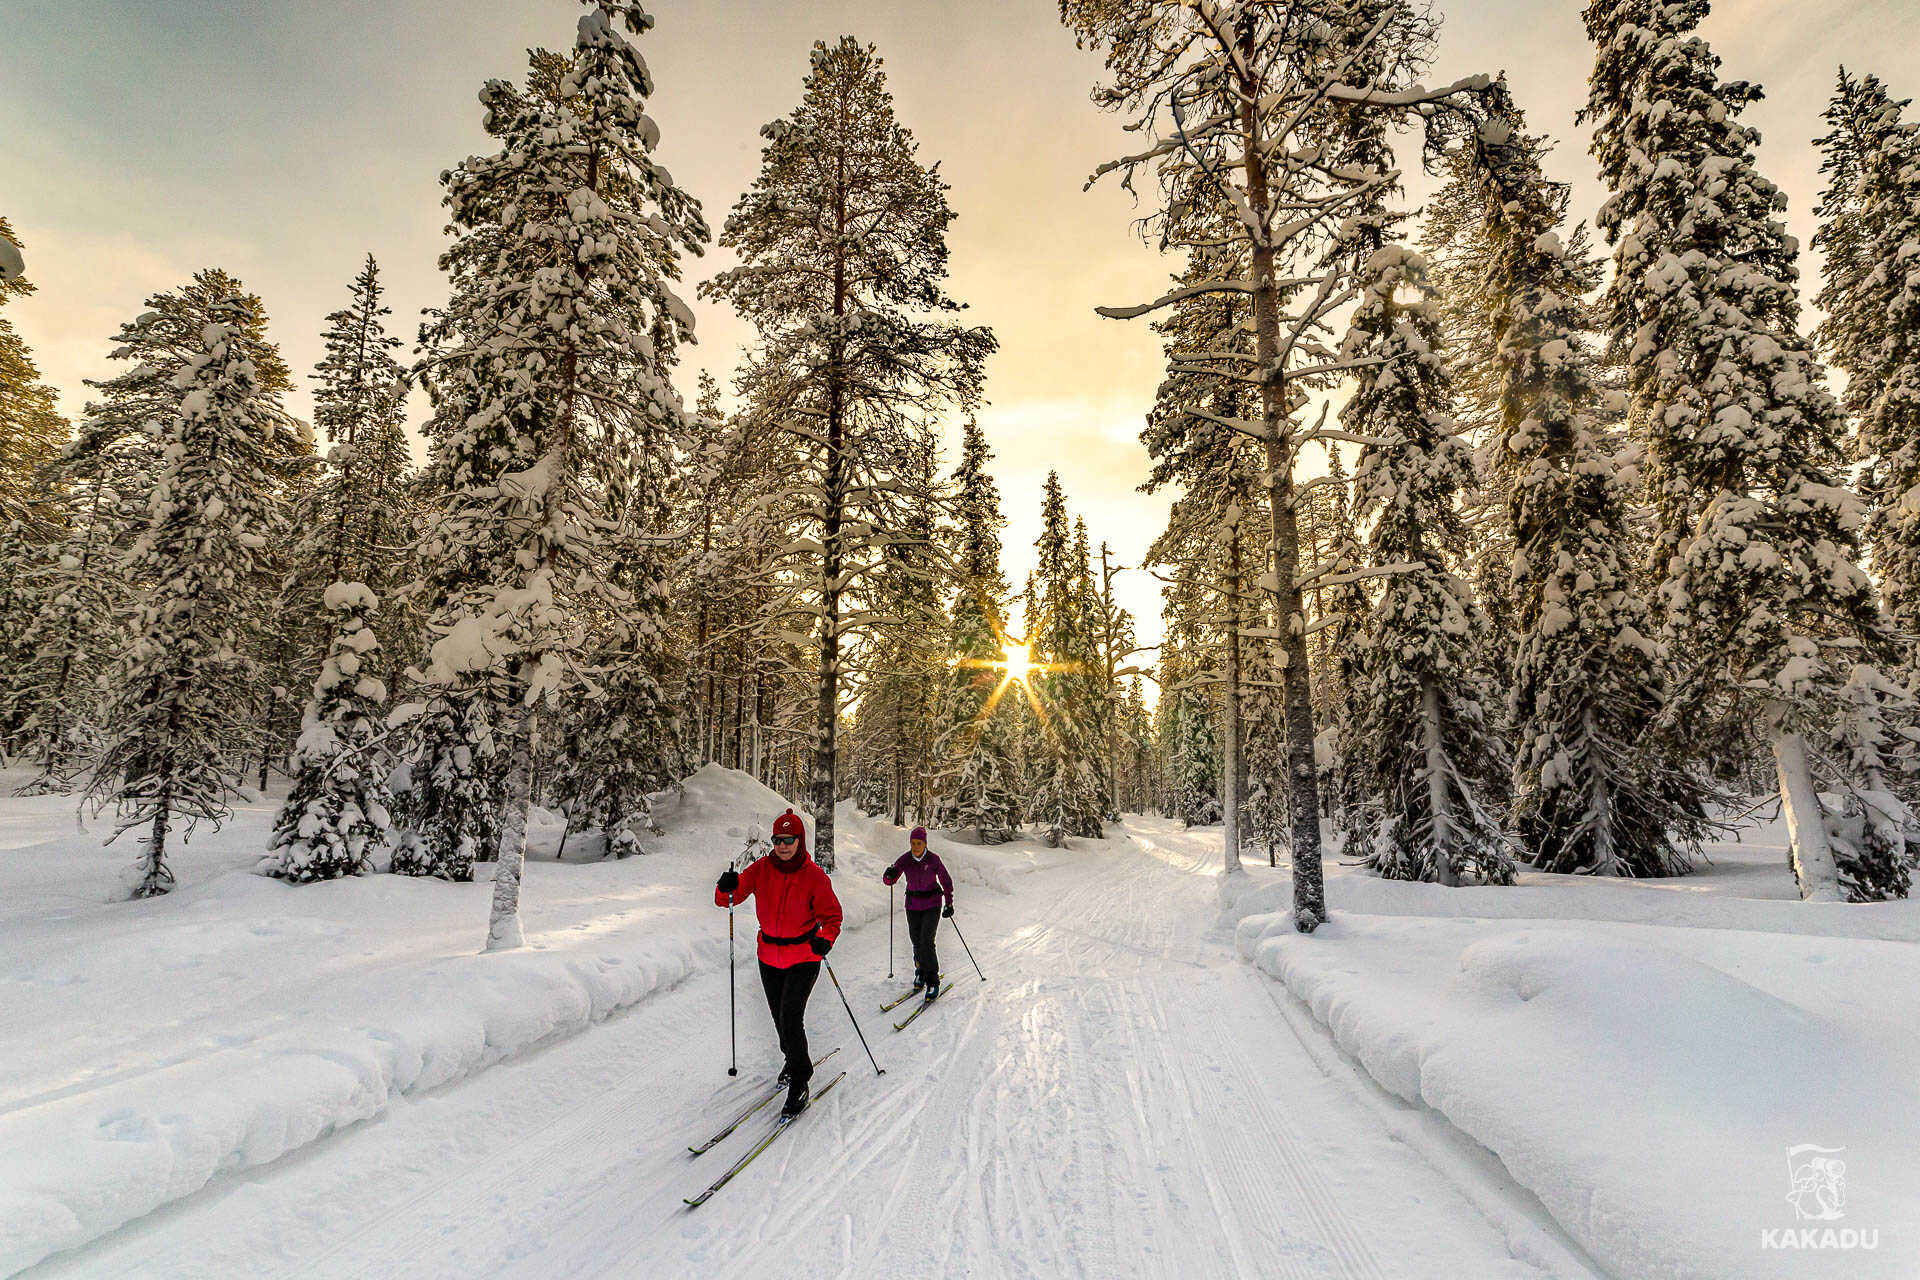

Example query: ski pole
[823,959,884,1076]
[888,882,896,979]
[946,913,987,983]
[727,894,738,1076]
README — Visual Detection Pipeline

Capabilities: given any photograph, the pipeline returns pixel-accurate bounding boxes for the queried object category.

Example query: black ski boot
[780,1078,811,1118]
[776,1064,792,1089]
[924,980,940,1002]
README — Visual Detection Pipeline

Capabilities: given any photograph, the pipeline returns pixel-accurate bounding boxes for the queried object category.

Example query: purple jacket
[883,851,954,910]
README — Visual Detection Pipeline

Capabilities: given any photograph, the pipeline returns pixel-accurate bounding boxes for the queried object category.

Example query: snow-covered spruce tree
[1027,477,1108,843]
[306,256,412,593]
[1584,0,1909,900]
[0,220,71,758]
[84,303,291,897]
[1065,0,1492,929]
[930,420,1023,841]
[1816,70,1920,680]
[1116,676,1157,815]
[413,0,706,943]
[0,217,66,521]
[9,442,137,784]
[1466,86,1714,876]
[702,37,993,870]
[261,583,393,881]
[1159,620,1223,828]
[1339,247,1515,885]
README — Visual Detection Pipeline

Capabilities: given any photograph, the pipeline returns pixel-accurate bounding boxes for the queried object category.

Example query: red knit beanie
[771,809,807,858]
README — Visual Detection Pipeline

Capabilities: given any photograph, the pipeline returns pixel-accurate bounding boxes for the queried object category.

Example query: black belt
[759,927,818,946]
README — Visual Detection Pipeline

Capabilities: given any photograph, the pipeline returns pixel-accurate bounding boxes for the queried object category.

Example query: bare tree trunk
[486,701,535,951]
[1422,682,1461,887]
[135,786,173,900]
[1222,526,1244,875]
[1770,707,1843,902]
[1240,50,1326,930]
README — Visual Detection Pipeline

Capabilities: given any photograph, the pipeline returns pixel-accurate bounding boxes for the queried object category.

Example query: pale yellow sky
[6,0,1916,663]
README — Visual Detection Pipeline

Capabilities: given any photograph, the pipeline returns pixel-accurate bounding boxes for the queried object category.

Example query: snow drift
[1227,849,1920,1280]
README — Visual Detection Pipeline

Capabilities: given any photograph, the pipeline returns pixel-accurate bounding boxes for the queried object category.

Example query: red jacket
[716,852,844,969]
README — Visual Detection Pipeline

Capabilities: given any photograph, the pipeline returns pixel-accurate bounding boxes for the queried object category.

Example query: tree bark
[1240,48,1327,931]
[486,700,535,951]
[1423,681,1461,887]
[1770,708,1844,902]
[1222,525,1244,875]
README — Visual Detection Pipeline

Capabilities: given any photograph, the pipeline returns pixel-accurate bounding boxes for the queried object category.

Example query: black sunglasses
[772,835,799,845]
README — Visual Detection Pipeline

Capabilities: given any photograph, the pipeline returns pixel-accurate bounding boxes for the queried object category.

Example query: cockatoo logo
[1785,1145,1847,1222]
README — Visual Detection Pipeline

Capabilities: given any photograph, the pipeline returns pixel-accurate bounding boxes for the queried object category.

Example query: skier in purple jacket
[883,827,954,999]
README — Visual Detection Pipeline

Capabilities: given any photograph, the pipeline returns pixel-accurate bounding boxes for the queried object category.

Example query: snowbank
[1225,820,1920,1280]
[0,767,1046,1275]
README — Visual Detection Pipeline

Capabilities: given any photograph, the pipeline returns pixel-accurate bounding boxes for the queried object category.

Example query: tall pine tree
[703,37,993,869]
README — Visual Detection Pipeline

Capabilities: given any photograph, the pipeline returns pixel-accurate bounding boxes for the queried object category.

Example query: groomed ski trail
[31,820,1575,1280]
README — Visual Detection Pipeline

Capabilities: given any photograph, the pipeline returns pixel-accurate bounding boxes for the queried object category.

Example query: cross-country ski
[687,1048,841,1156]
[5,1,1920,1277]
[880,974,941,1013]
[682,1070,848,1209]
[891,982,956,1031]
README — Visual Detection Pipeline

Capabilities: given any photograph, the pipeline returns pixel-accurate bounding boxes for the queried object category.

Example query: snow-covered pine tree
[261,583,393,881]
[85,302,291,897]
[1584,0,1909,900]
[0,216,66,522]
[306,256,412,593]
[1116,676,1157,815]
[1066,0,1494,929]
[1339,247,1515,886]
[1027,477,1108,843]
[702,37,993,870]
[1466,85,1714,876]
[1816,70,1920,684]
[930,419,1023,841]
[414,1,706,944]
[1159,618,1223,828]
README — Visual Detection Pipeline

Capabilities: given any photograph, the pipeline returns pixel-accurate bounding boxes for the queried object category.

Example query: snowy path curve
[33,821,1570,1279]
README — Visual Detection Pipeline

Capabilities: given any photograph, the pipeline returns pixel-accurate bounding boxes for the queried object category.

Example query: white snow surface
[1226,816,1920,1280]
[1,780,1564,1279]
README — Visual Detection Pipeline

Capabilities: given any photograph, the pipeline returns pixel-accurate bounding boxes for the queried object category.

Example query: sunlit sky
[6,0,1916,671]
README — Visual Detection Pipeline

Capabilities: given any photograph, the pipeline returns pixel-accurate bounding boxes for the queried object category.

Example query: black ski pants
[758,958,820,1084]
[906,906,941,988]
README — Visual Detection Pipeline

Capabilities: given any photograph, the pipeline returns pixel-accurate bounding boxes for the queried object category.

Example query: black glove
[882,869,899,885]
[808,935,833,956]
[942,904,954,919]
[716,869,740,894]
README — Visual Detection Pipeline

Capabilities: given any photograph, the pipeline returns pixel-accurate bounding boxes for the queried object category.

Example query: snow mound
[1234,909,1920,1279]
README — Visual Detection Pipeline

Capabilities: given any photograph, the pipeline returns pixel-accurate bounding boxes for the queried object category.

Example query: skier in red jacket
[715,809,843,1115]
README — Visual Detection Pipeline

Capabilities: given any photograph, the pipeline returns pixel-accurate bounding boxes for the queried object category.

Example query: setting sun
[999,642,1034,685]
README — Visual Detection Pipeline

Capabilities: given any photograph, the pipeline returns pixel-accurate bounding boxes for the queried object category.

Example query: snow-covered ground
[3,776,1909,1278]
[1226,819,1920,1280]
[0,765,1038,1274]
